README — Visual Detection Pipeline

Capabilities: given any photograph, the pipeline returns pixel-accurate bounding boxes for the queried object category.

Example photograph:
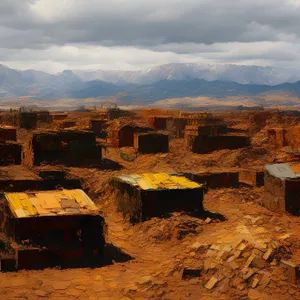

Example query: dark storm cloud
[1,0,300,72]
[1,0,300,49]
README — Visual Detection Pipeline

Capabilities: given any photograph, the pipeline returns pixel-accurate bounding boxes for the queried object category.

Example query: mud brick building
[0,166,82,192]
[27,130,102,166]
[134,132,169,154]
[19,112,38,129]
[37,111,52,123]
[0,126,17,142]
[267,128,287,148]
[166,118,187,139]
[112,173,204,223]
[0,189,105,270]
[108,124,153,148]
[190,135,250,154]
[147,116,169,130]
[0,142,22,165]
[90,119,107,138]
[239,169,264,187]
[185,171,239,189]
[264,164,300,215]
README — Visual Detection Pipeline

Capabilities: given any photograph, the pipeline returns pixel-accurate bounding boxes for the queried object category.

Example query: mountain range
[1,63,300,105]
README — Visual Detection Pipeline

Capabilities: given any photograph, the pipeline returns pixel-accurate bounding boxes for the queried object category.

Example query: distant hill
[1,63,300,106]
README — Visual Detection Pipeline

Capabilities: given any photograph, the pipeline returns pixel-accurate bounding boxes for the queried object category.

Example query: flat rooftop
[115,173,202,191]
[4,189,98,218]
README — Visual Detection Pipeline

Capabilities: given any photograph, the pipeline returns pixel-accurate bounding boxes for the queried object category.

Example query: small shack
[19,112,38,129]
[264,164,300,215]
[147,116,169,130]
[185,124,228,148]
[0,189,105,270]
[0,126,17,142]
[107,123,152,148]
[191,135,250,154]
[90,119,107,138]
[112,173,204,223]
[0,142,22,165]
[134,132,169,154]
[27,130,102,166]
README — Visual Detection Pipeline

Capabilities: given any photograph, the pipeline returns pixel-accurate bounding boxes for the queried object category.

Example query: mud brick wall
[0,127,17,142]
[90,119,107,138]
[0,112,18,127]
[19,113,38,129]
[267,128,287,148]
[285,126,300,151]
[0,142,22,165]
[134,133,169,154]
[239,170,264,187]
[285,180,300,215]
[190,172,239,189]
[113,178,204,223]
[37,112,52,123]
[264,172,286,212]
[31,131,101,166]
[148,117,168,130]
[109,125,152,148]
[166,118,187,139]
[60,121,76,129]
[191,135,250,154]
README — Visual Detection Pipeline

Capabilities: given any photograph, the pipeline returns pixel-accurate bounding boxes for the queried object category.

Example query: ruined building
[185,124,228,149]
[0,189,105,271]
[267,128,287,149]
[26,130,102,166]
[264,164,300,215]
[107,124,152,148]
[0,142,22,166]
[166,118,187,139]
[190,135,250,154]
[90,119,107,138]
[112,173,204,223]
[0,166,82,192]
[0,126,17,142]
[134,132,169,154]
[18,111,52,129]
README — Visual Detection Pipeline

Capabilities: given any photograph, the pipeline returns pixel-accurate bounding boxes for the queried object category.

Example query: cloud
[1,0,300,71]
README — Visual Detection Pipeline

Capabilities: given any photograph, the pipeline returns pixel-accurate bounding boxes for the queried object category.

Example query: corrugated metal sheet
[4,189,98,219]
[116,173,202,190]
[265,164,297,179]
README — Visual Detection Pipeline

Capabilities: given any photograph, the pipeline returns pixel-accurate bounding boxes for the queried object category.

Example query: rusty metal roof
[116,173,202,190]
[4,189,99,219]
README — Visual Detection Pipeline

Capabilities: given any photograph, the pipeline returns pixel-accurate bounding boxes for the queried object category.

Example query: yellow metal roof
[117,173,202,190]
[4,189,99,219]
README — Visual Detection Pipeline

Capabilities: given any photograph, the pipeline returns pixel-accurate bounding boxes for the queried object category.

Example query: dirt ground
[0,111,300,299]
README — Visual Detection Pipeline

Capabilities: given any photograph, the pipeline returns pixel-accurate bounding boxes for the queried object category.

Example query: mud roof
[3,189,98,218]
[115,173,202,191]
[265,164,298,179]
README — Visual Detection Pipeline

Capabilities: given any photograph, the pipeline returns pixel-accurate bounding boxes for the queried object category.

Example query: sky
[1,0,300,73]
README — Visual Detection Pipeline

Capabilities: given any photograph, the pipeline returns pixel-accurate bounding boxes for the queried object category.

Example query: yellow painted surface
[4,189,98,219]
[118,173,202,190]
